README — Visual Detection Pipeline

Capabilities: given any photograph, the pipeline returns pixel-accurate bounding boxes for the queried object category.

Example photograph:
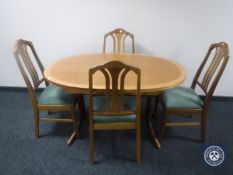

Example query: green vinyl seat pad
[94,114,136,123]
[93,96,136,112]
[38,84,75,105]
[93,96,136,123]
[161,86,203,109]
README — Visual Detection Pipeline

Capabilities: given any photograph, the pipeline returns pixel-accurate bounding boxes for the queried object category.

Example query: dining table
[44,53,186,148]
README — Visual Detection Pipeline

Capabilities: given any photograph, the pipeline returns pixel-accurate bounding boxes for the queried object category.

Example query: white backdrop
[0,0,232,96]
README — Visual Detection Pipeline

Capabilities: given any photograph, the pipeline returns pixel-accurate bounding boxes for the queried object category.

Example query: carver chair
[14,39,80,144]
[103,28,135,53]
[89,60,141,163]
[159,42,229,143]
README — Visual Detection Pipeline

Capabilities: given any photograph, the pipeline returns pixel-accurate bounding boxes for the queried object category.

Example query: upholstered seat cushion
[93,96,136,123]
[94,114,136,123]
[38,84,75,105]
[93,96,136,112]
[161,86,203,109]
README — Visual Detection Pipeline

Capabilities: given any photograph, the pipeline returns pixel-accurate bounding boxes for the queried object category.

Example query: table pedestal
[146,96,161,149]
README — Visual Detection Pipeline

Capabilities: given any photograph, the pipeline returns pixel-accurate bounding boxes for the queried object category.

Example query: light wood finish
[14,39,80,144]
[39,118,73,123]
[94,122,136,130]
[44,53,186,149]
[165,122,200,127]
[88,61,141,163]
[44,53,186,95]
[159,42,229,143]
[103,28,135,53]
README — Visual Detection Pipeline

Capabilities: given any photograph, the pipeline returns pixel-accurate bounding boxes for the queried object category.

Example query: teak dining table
[44,53,186,148]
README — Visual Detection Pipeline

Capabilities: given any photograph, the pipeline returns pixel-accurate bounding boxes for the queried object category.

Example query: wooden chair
[103,28,135,53]
[89,60,141,163]
[14,39,80,144]
[159,42,229,144]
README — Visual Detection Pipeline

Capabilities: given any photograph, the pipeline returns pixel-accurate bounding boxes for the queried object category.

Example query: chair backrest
[14,39,47,106]
[103,28,135,53]
[89,60,141,117]
[191,42,229,108]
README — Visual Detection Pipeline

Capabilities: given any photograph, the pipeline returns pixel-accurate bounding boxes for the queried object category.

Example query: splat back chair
[14,39,80,144]
[89,61,141,163]
[160,42,229,143]
[103,28,135,53]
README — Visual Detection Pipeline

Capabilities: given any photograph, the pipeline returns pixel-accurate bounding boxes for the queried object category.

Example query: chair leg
[136,126,141,163]
[89,126,94,163]
[201,112,207,143]
[159,111,168,142]
[70,106,80,139]
[34,109,40,138]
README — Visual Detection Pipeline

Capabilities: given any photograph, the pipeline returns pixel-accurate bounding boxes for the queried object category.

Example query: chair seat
[93,96,135,112]
[161,86,203,109]
[94,114,136,123]
[93,96,136,123]
[38,84,75,105]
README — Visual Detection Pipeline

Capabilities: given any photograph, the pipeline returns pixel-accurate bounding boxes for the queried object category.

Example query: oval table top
[44,53,186,95]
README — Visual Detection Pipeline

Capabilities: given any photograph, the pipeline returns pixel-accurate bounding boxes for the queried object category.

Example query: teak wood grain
[14,39,80,144]
[103,28,135,53]
[44,53,186,95]
[44,53,186,149]
[88,60,141,163]
[159,42,229,144]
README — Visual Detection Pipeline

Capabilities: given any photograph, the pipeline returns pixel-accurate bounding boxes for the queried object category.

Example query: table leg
[67,94,86,145]
[67,132,76,145]
[77,94,86,130]
[146,96,161,149]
